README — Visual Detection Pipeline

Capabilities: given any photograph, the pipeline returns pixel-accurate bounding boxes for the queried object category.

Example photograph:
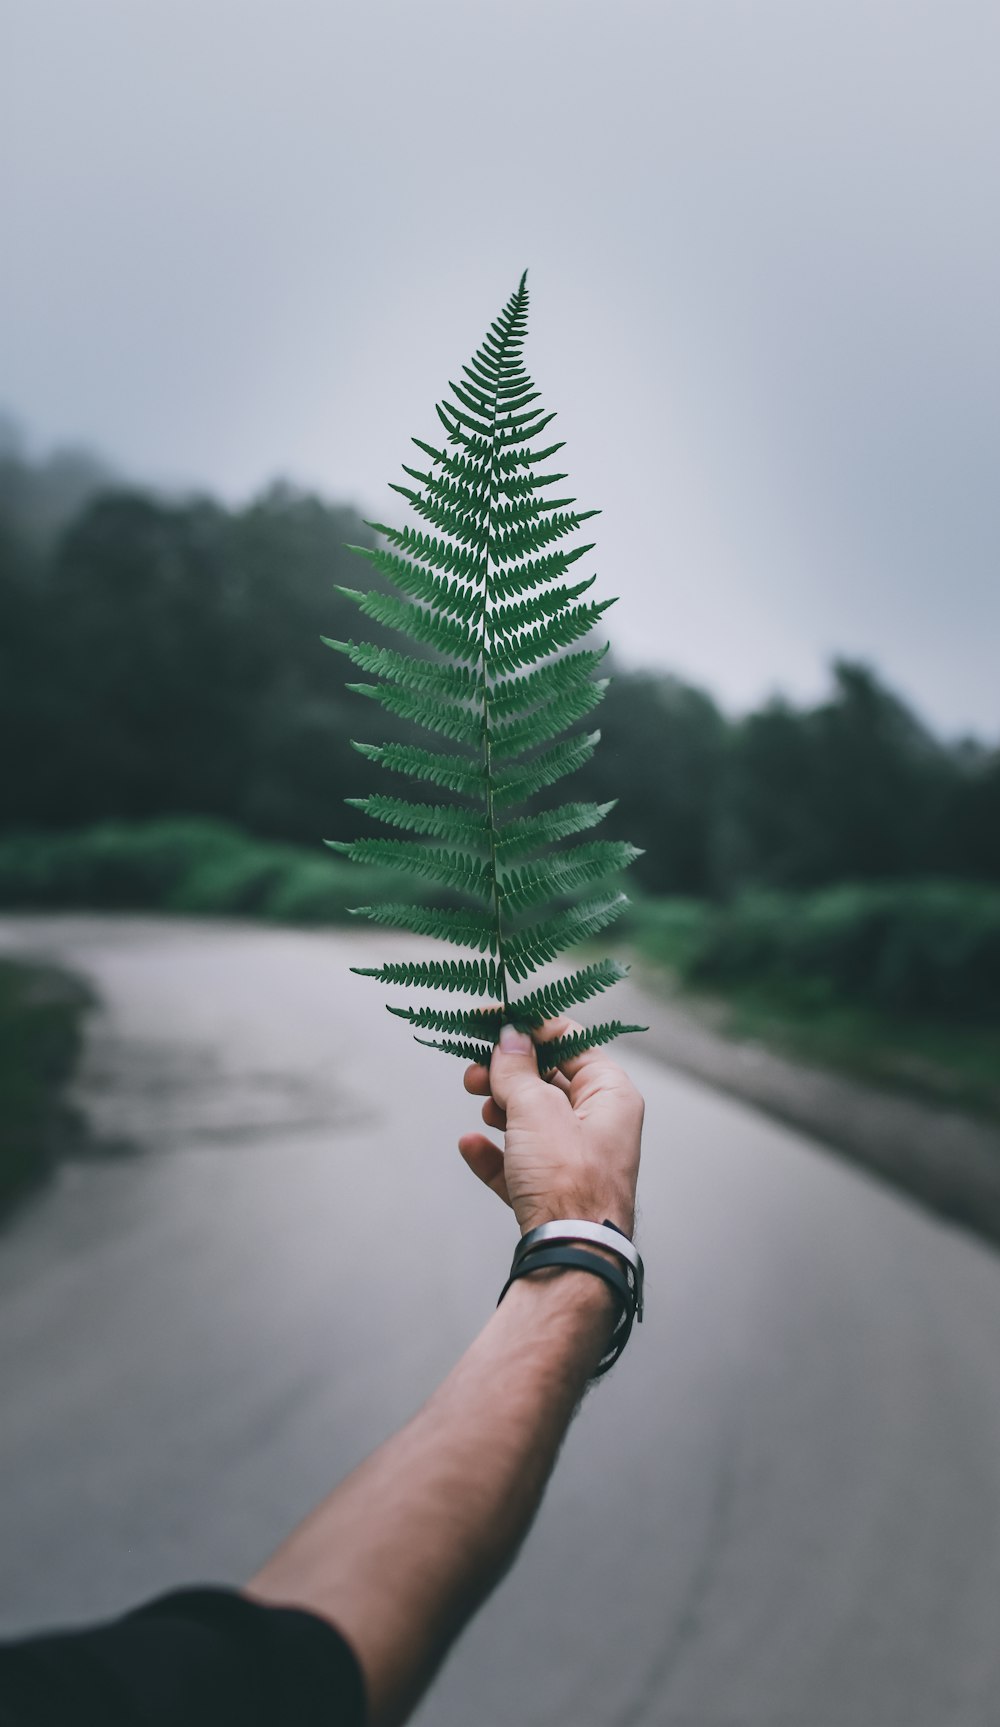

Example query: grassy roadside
[630,958,1000,1123]
[708,990,1000,1121]
[2,822,996,1127]
[623,893,1000,1125]
[0,960,93,1218]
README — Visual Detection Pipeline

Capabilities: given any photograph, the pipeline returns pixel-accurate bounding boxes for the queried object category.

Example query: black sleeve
[0,1587,367,1727]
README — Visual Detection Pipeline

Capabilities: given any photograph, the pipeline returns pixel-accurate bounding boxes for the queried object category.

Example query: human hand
[458,1016,644,1238]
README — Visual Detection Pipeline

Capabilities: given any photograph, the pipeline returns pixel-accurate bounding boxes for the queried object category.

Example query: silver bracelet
[514,1219,644,1322]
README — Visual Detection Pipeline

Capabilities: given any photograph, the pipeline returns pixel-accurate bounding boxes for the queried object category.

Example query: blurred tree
[2,479,385,841]
[582,670,729,894]
[714,661,959,891]
[1,443,997,893]
[0,411,115,551]
[943,742,1000,880]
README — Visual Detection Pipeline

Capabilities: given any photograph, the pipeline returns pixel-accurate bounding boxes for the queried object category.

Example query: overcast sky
[3,0,998,737]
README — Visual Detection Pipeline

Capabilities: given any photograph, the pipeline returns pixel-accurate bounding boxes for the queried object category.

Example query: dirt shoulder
[618,970,1000,1252]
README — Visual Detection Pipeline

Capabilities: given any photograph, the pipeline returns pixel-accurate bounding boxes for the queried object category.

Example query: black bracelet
[497,1243,637,1377]
[511,1219,643,1322]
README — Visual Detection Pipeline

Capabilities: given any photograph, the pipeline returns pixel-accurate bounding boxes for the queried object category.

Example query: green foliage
[619,894,713,973]
[623,881,1000,1023]
[0,820,242,909]
[711,663,961,890]
[590,673,730,895]
[0,480,407,848]
[624,885,1000,1117]
[2,434,999,899]
[0,959,92,1216]
[0,820,434,924]
[682,881,1000,1020]
[335,273,644,1063]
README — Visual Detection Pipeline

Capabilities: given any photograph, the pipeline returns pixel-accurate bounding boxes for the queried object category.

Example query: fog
[3,0,998,734]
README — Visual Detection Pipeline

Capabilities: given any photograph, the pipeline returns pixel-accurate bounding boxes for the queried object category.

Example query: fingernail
[498,1023,533,1054]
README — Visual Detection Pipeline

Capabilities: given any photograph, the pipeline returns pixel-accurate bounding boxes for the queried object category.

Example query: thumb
[489,1022,541,1111]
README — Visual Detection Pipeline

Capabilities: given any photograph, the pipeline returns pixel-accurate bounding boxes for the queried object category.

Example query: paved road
[2,916,1000,1727]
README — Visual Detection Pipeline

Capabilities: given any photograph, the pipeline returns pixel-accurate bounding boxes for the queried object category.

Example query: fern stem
[477,281,528,1020]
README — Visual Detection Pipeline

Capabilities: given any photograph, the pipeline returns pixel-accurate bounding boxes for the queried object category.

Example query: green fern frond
[489,511,599,568]
[352,958,500,994]
[499,841,642,913]
[494,439,566,471]
[416,1015,648,1071]
[346,681,485,748]
[414,1034,494,1064]
[350,903,497,952]
[504,893,631,982]
[488,647,608,717]
[533,1022,648,1070]
[350,740,484,798]
[322,639,482,701]
[391,483,490,542]
[345,795,488,846]
[490,543,595,602]
[347,546,484,622]
[491,679,608,758]
[489,576,597,640]
[332,271,642,1063]
[508,959,629,1024]
[494,800,616,859]
[488,600,615,675]
[388,1004,503,1041]
[491,494,578,529]
[336,588,481,661]
[493,731,602,805]
[326,839,491,899]
[364,523,486,583]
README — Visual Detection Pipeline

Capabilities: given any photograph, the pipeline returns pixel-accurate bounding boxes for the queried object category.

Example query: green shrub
[260,855,358,923]
[620,895,710,972]
[0,820,440,927]
[166,841,299,916]
[0,819,242,909]
[4,829,995,1025]
[686,882,1000,1020]
[0,960,92,1212]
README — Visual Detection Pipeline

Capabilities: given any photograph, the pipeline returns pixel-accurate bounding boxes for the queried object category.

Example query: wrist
[499,1263,620,1348]
[512,1260,619,1312]
[516,1203,634,1241]
[499,1219,644,1378]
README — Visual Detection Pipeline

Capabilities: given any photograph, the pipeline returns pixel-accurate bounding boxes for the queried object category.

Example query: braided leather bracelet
[497,1219,644,1377]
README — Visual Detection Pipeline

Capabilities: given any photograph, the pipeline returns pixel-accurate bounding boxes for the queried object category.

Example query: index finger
[463,1062,491,1098]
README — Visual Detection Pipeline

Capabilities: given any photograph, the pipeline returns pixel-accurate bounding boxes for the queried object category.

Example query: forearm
[248,1269,616,1727]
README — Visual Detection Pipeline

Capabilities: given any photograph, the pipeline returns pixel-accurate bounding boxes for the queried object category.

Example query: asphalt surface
[2,916,1000,1727]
